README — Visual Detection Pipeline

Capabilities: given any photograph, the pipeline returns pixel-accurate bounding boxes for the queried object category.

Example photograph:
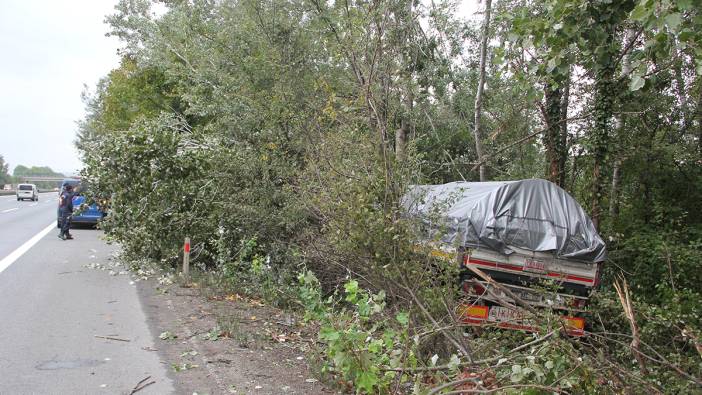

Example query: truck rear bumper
[458,303,586,336]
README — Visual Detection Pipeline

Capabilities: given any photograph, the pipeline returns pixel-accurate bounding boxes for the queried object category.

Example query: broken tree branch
[399,272,473,362]
[613,277,648,375]
[381,330,556,373]
[94,335,131,342]
[465,266,539,316]
[443,384,565,394]
[129,376,156,394]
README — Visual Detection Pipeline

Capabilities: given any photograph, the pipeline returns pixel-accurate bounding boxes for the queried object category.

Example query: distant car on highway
[57,178,107,228]
[16,184,38,201]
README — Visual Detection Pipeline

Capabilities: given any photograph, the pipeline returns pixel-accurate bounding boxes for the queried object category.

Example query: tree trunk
[609,158,622,217]
[396,92,411,161]
[674,48,689,131]
[609,28,636,220]
[396,79,414,163]
[543,83,563,185]
[591,68,615,231]
[395,0,416,163]
[558,68,570,187]
[541,68,570,188]
[697,82,702,154]
[473,0,492,182]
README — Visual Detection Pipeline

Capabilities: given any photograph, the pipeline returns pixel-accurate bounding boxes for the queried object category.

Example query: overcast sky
[0,0,121,175]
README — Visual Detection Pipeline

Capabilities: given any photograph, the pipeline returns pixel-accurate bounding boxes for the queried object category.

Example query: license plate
[524,258,546,273]
[487,306,524,323]
[515,289,541,302]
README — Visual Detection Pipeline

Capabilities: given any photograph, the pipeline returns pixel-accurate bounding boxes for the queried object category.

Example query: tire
[57,220,61,228]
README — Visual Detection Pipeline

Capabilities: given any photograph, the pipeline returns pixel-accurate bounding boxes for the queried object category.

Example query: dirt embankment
[136,276,337,395]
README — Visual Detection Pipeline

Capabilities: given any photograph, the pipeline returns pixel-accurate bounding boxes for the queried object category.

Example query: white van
[16,184,38,201]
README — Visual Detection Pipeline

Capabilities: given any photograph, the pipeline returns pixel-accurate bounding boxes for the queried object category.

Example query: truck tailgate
[463,247,599,289]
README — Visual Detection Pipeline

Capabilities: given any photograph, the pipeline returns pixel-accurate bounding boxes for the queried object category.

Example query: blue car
[57,178,107,228]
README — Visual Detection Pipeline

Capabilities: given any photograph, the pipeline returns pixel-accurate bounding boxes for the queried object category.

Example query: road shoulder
[135,272,335,394]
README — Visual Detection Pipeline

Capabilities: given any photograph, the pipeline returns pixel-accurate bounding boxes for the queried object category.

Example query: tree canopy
[0,155,10,185]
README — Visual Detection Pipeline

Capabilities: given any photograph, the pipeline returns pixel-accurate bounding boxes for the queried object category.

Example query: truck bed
[463,247,600,292]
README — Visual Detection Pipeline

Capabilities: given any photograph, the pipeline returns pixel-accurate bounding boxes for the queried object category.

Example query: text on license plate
[487,306,524,322]
[524,258,546,273]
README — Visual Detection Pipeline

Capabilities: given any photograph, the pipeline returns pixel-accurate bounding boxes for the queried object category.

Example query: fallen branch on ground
[436,384,566,395]
[94,335,130,342]
[129,376,156,394]
[380,330,556,373]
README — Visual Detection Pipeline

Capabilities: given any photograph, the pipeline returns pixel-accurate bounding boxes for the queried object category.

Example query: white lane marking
[1,208,19,213]
[0,222,56,275]
[29,203,37,207]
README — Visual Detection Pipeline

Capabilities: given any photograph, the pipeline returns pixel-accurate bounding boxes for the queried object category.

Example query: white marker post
[183,237,190,279]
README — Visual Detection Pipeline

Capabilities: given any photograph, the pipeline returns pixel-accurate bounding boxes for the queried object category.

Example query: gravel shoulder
[135,274,335,395]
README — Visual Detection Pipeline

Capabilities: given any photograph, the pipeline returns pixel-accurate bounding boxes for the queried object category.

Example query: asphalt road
[0,193,175,394]
[0,192,58,260]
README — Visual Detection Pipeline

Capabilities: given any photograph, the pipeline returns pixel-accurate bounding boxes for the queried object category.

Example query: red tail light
[458,304,489,324]
[563,316,585,336]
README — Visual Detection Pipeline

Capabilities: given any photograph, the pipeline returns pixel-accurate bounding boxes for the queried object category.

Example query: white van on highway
[16,184,38,201]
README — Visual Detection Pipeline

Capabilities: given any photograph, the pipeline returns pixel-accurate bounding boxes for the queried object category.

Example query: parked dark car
[57,178,107,228]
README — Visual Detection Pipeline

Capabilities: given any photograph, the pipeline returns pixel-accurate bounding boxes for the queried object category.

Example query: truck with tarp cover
[403,179,606,335]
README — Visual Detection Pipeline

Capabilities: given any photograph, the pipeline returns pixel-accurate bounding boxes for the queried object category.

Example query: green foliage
[11,164,65,189]
[217,236,300,308]
[608,230,702,308]
[629,0,702,81]
[98,57,181,132]
[498,342,594,391]
[588,289,702,392]
[12,165,63,177]
[0,155,10,185]
[298,272,415,394]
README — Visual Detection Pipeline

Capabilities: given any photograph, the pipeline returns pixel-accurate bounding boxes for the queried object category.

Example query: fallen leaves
[272,333,288,343]
[172,362,198,372]
[249,299,265,307]
[180,350,199,358]
[453,368,498,391]
[159,331,177,340]
[225,294,241,302]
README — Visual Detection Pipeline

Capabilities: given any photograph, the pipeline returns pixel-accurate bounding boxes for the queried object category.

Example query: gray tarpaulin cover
[403,179,606,263]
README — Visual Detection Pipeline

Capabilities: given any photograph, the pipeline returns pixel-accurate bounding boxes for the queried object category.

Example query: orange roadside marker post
[183,237,190,279]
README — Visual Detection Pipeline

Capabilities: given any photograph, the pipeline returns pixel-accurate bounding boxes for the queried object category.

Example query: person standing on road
[58,184,74,240]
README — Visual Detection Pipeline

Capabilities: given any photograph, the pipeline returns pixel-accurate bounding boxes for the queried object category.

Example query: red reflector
[458,304,489,323]
[184,243,191,253]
